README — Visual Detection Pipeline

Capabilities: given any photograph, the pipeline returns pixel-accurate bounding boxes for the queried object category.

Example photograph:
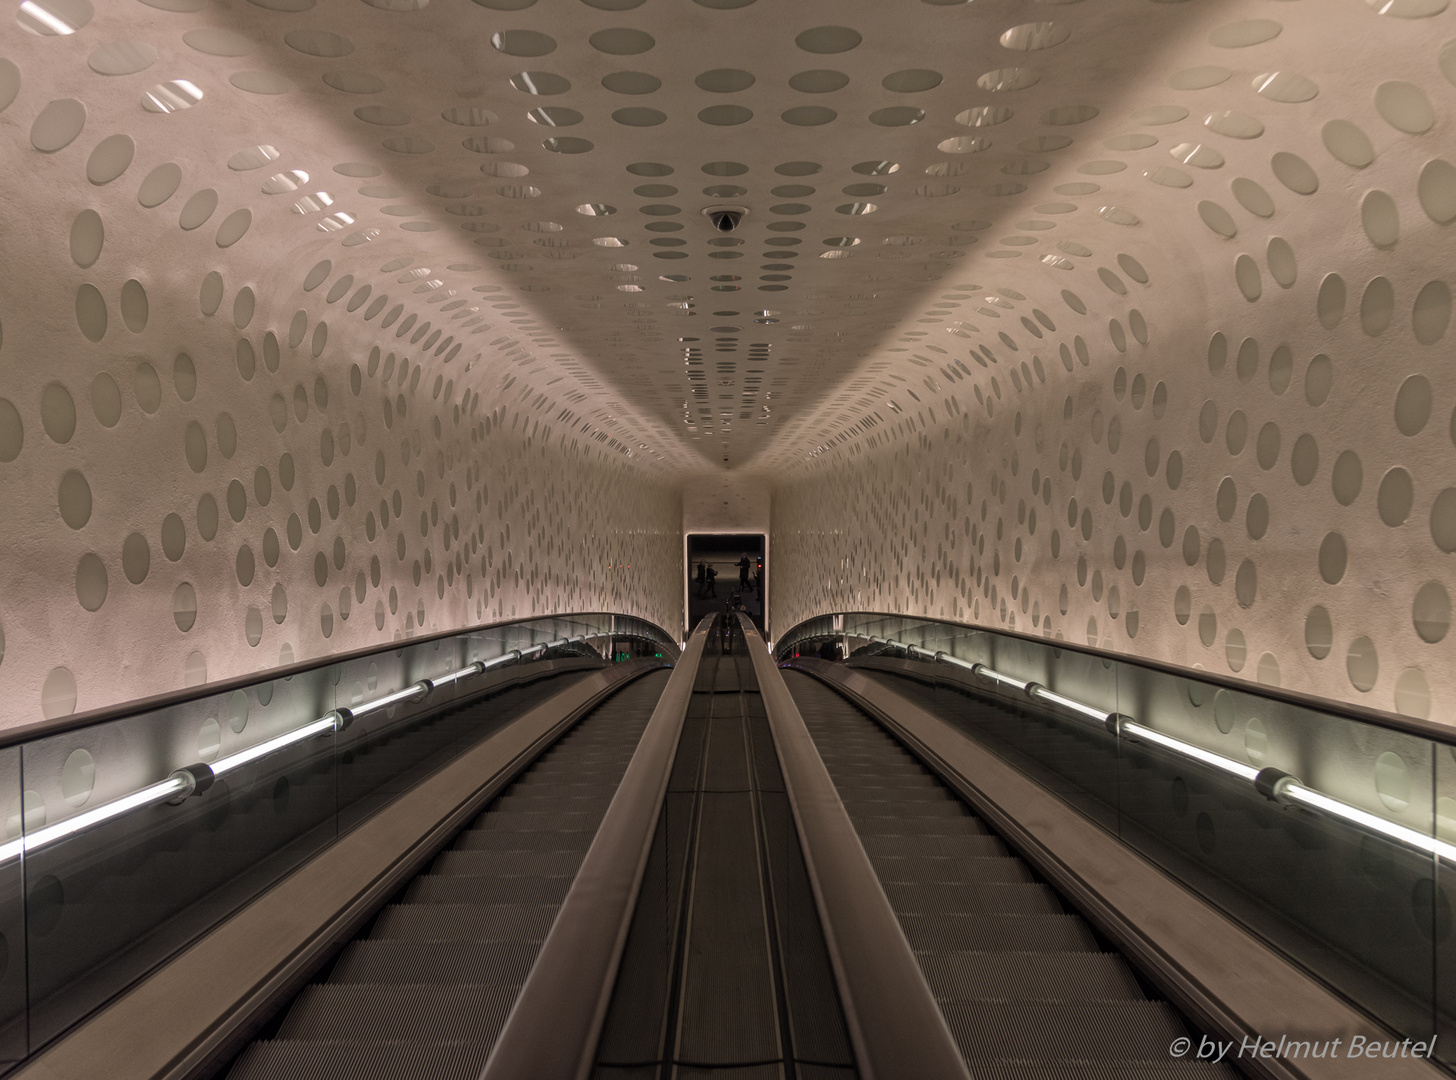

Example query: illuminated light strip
[11,776,192,859]
[898,641,1455,864]
[1028,685,1113,727]
[1281,784,1456,861]
[1118,720,1261,784]
[349,681,431,721]
[0,646,544,859]
[210,715,339,778]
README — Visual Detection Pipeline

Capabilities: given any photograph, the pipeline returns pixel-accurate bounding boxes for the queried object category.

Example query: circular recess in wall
[1306,606,1333,659]
[88,41,157,76]
[179,189,218,230]
[60,748,95,806]
[142,80,203,113]
[1270,152,1317,194]
[588,28,654,54]
[1332,450,1363,505]
[1413,281,1451,345]
[1318,532,1347,583]
[1418,159,1456,223]
[87,134,135,185]
[75,553,107,611]
[183,27,254,55]
[1374,81,1434,134]
[138,163,183,207]
[17,0,91,34]
[41,668,77,720]
[122,533,149,584]
[197,717,221,761]
[31,98,85,152]
[1253,71,1317,103]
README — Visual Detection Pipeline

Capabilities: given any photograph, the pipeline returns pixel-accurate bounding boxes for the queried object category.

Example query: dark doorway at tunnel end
[686,532,765,640]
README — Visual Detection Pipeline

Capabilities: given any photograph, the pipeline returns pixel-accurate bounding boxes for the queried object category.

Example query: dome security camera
[702,206,748,232]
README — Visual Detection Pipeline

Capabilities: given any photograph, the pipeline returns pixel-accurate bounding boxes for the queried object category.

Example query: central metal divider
[591,617,855,1079]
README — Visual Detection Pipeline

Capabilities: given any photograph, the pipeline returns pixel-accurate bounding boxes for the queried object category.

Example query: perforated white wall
[0,238,681,727]
[772,2,1456,721]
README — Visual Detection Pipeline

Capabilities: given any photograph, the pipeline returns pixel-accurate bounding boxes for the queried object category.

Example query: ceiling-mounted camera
[702,206,748,232]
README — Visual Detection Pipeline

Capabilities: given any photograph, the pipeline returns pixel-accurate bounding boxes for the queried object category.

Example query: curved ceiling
[10,0,1450,475]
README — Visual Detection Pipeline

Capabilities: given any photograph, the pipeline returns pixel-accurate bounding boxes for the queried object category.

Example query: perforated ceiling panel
[0,0,1453,724]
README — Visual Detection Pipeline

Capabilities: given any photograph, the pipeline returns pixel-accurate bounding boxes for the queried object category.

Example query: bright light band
[1,646,546,858]
[5,776,193,861]
[350,681,431,720]
[870,639,1456,868]
[1118,720,1261,784]
[1282,784,1456,862]
[210,715,340,778]
[1028,685,1115,727]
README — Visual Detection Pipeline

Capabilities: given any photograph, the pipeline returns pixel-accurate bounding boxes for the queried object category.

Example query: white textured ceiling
[11,0,1449,475]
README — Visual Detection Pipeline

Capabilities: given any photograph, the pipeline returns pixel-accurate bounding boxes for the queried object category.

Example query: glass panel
[20,665,339,1046]
[779,611,1451,1055]
[0,610,672,1060]
[1112,660,1436,1043]
[0,748,25,1067]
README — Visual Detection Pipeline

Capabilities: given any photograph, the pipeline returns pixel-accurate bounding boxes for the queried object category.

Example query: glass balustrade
[0,612,677,1066]
[777,611,1451,1065]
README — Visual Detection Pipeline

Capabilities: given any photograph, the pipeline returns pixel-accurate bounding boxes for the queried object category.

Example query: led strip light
[0,637,597,861]
[853,637,1456,864]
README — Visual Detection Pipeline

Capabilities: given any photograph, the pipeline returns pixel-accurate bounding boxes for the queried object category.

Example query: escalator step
[326,940,540,986]
[369,903,558,943]
[430,849,584,877]
[403,873,570,906]
[900,913,1100,953]
[454,827,597,851]
[938,999,1195,1061]
[276,984,517,1041]
[921,951,1145,1001]
[859,833,1007,859]
[870,854,1036,885]
[228,1039,488,1080]
[883,880,1065,916]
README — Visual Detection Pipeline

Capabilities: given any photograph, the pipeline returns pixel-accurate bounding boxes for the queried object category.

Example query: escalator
[224,670,672,1080]
[782,671,1237,1080]
[202,620,1248,1080]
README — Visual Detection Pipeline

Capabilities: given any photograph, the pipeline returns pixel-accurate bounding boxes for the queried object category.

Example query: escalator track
[224,670,672,1080]
[782,671,1238,1080]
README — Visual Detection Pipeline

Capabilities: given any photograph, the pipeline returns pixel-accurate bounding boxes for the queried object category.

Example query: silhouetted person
[737,553,750,590]
[753,566,763,597]
[704,565,717,597]
[818,640,839,662]
[695,560,706,597]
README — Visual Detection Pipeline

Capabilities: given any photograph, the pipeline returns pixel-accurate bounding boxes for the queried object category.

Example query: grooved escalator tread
[782,670,1237,1078]
[227,1040,489,1080]
[226,669,670,1080]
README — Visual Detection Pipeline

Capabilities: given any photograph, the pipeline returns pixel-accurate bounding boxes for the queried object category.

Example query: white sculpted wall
[773,5,1456,722]
[0,196,681,728]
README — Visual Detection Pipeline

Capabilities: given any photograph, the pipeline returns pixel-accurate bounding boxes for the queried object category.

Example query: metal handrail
[0,637,607,860]
[775,610,1456,746]
[863,647,1456,867]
